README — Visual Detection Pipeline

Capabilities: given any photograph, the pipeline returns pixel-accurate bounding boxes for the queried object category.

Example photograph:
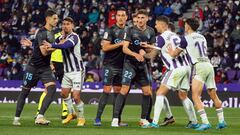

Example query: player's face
[137,14,148,27]
[62,21,73,34]
[116,10,128,25]
[184,23,190,33]
[47,14,58,27]
[133,17,138,26]
[155,20,166,33]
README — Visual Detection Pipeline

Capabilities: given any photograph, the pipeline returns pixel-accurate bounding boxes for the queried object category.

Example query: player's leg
[61,87,75,124]
[36,67,56,125]
[159,96,175,126]
[112,68,128,126]
[13,65,38,126]
[178,91,198,128]
[150,84,169,128]
[72,71,85,126]
[94,66,113,126]
[140,85,152,128]
[178,66,199,129]
[111,85,130,127]
[206,65,226,129]
[36,90,47,116]
[60,73,76,124]
[111,63,135,127]
[151,68,180,128]
[192,63,211,131]
[53,62,67,119]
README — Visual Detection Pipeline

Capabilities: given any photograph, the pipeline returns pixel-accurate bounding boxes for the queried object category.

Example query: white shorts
[61,70,85,91]
[161,66,191,91]
[192,62,216,90]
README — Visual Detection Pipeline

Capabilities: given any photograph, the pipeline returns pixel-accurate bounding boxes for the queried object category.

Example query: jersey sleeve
[36,30,47,46]
[67,34,79,46]
[102,28,112,41]
[124,27,131,42]
[149,29,156,44]
[156,35,165,48]
[178,36,188,50]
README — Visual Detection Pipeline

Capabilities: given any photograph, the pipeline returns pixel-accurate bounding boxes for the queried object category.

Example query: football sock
[15,87,30,117]
[153,95,164,124]
[96,92,109,119]
[198,109,210,124]
[39,85,56,115]
[141,95,151,119]
[182,98,198,124]
[216,108,225,123]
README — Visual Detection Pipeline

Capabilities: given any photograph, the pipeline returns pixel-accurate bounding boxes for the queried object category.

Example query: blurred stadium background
[0,0,240,134]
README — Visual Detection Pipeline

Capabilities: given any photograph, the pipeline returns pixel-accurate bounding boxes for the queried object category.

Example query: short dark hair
[63,17,74,24]
[185,18,199,31]
[132,13,137,18]
[168,22,175,32]
[117,7,127,14]
[137,9,148,16]
[156,16,169,25]
[45,9,57,18]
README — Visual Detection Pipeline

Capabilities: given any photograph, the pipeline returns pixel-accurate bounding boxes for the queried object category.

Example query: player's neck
[187,30,195,35]
[116,23,125,28]
[44,23,53,31]
[64,31,73,37]
[137,25,147,31]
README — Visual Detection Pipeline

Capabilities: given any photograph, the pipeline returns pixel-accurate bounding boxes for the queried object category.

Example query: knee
[120,88,128,95]
[60,91,69,99]
[72,93,80,103]
[103,86,112,93]
[113,86,121,93]
[178,91,187,101]
[143,90,151,96]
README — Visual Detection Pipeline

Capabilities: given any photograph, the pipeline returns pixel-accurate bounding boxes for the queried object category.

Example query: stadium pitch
[0,104,239,135]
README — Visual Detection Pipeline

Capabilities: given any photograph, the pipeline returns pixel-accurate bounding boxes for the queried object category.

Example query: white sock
[182,98,198,124]
[153,95,164,124]
[36,114,44,119]
[63,96,74,114]
[198,109,209,124]
[14,117,20,121]
[216,108,224,123]
[76,101,84,118]
[163,96,173,119]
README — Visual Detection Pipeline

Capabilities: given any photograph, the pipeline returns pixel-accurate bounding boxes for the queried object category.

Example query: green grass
[0,104,239,135]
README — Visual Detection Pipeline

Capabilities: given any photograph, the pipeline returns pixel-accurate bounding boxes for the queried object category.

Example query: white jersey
[183,32,209,64]
[56,32,84,73]
[156,30,190,70]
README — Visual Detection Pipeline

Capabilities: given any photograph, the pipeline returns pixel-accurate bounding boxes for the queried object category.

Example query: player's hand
[42,40,52,48]
[59,39,66,44]
[140,42,150,48]
[20,38,32,47]
[166,43,173,53]
[134,53,145,62]
[139,49,146,56]
[116,41,124,46]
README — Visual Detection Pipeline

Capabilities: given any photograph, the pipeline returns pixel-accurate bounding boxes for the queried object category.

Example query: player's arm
[20,38,33,47]
[44,35,78,49]
[36,32,49,56]
[144,49,159,59]
[167,37,187,58]
[122,41,144,62]
[101,40,123,52]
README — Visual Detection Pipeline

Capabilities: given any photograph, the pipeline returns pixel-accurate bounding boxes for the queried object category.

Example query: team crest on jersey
[103,32,108,39]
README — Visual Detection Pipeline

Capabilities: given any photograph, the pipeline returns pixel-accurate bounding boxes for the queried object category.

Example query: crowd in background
[0,0,239,84]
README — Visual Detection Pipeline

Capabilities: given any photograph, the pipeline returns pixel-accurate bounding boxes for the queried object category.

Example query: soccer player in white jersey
[43,17,86,126]
[142,16,198,128]
[168,18,226,131]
